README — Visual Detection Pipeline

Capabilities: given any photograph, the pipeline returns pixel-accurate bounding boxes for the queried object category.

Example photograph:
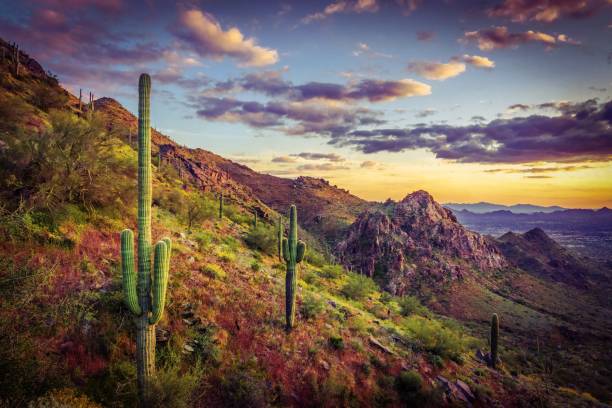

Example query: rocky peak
[336,190,508,295]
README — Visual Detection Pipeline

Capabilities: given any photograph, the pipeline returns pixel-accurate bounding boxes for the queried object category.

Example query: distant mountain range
[444,202,567,214]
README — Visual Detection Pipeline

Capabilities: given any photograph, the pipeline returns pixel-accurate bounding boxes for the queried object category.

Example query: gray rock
[369,336,395,355]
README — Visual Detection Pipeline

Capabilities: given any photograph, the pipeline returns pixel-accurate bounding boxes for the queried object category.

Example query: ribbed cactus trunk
[136,73,154,399]
[277,215,283,263]
[490,313,499,369]
[120,74,172,405]
[282,205,306,331]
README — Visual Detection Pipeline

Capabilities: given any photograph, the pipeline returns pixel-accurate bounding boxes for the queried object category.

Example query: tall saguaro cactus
[120,74,172,402]
[253,211,258,228]
[277,215,283,262]
[282,205,306,331]
[490,313,499,369]
[218,193,224,219]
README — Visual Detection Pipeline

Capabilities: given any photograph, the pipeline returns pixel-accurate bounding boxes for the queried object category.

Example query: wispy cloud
[487,0,609,23]
[291,152,346,162]
[461,26,580,51]
[301,0,379,24]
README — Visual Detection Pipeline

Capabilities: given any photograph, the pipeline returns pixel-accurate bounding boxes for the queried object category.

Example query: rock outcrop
[336,190,507,295]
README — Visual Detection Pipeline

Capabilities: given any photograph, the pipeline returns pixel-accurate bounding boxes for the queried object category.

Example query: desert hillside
[1,38,611,407]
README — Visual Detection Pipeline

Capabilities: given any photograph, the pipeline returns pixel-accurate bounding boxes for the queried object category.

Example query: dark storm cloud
[331,99,612,163]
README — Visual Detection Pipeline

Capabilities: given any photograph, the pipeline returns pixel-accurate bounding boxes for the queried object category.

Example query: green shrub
[219,361,272,408]
[428,354,444,369]
[341,273,378,301]
[250,261,261,272]
[304,250,326,267]
[216,246,236,263]
[194,231,214,251]
[396,370,422,395]
[301,293,325,320]
[243,224,276,255]
[329,336,344,350]
[398,296,426,316]
[201,263,227,280]
[320,264,344,279]
[147,365,201,408]
[28,388,102,407]
[403,316,468,360]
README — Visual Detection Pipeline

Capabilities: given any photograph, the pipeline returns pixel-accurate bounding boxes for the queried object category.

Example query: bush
[201,263,226,280]
[219,361,272,408]
[320,264,344,279]
[329,336,344,350]
[147,365,200,408]
[194,231,214,252]
[304,250,326,267]
[398,296,426,316]
[301,293,325,319]
[216,246,235,263]
[243,224,276,256]
[250,261,261,272]
[28,388,102,408]
[396,370,422,393]
[341,273,378,301]
[403,316,469,360]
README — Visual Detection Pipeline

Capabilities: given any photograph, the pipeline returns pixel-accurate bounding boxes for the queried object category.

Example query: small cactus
[218,193,223,219]
[282,205,306,331]
[277,215,283,262]
[490,313,499,369]
[253,211,258,228]
[119,74,171,402]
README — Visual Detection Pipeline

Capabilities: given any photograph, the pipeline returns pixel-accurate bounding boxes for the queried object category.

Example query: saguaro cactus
[253,211,258,228]
[218,193,224,219]
[277,215,283,262]
[490,313,499,369]
[282,205,306,331]
[11,43,20,76]
[120,73,171,402]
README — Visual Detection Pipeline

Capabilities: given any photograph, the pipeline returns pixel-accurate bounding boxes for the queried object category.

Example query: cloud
[487,0,608,23]
[204,72,431,103]
[525,175,552,179]
[458,54,496,68]
[416,108,437,118]
[485,165,594,173]
[175,8,278,67]
[352,42,392,58]
[296,163,351,171]
[360,160,378,168]
[416,31,435,41]
[189,95,385,137]
[461,26,579,51]
[407,60,466,80]
[331,99,612,164]
[272,156,298,163]
[395,0,423,15]
[291,152,346,162]
[301,0,379,24]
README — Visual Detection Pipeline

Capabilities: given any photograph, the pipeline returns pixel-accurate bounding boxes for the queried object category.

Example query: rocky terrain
[336,190,507,295]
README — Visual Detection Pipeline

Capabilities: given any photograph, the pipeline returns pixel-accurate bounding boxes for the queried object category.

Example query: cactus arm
[296,241,306,263]
[282,237,290,263]
[149,241,169,325]
[121,229,141,315]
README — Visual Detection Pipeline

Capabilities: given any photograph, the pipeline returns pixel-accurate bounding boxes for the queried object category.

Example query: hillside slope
[1,38,610,407]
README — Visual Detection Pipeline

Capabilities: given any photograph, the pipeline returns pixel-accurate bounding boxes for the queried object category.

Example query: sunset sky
[1,0,611,207]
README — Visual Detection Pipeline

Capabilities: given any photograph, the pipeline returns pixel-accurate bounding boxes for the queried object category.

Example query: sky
[1,0,611,208]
